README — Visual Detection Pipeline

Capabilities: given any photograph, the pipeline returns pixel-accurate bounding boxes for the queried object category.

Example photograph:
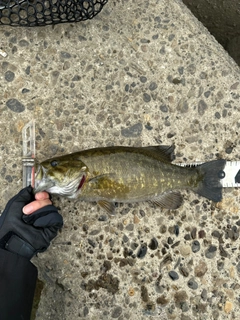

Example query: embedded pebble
[5,70,15,82]
[219,245,228,257]
[191,240,200,253]
[19,39,29,47]
[168,270,179,281]
[198,100,208,115]
[141,285,149,302]
[60,51,71,59]
[177,99,189,113]
[171,240,180,249]
[184,234,191,241]
[111,306,122,318]
[212,230,221,238]
[179,244,191,256]
[217,260,225,271]
[148,237,158,250]
[174,225,180,236]
[83,306,89,317]
[174,290,188,308]
[121,123,143,137]
[6,99,25,113]
[137,243,147,259]
[156,295,169,305]
[98,215,108,221]
[143,93,151,102]
[160,104,168,113]
[133,215,140,224]
[160,225,167,234]
[22,88,30,94]
[205,245,217,259]
[194,261,208,277]
[191,227,197,239]
[179,266,189,277]
[149,82,158,91]
[201,289,207,301]
[224,301,233,314]
[198,230,206,238]
[140,76,147,83]
[187,278,198,290]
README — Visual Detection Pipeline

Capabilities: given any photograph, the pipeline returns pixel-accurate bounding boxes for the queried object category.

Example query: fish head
[34,155,88,199]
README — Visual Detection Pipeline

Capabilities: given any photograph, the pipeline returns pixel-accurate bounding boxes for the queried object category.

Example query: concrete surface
[182,0,240,65]
[1,0,240,319]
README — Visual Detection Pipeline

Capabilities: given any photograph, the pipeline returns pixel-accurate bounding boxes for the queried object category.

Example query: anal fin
[98,200,116,216]
[149,191,183,209]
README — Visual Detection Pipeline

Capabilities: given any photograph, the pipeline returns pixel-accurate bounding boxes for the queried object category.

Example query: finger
[35,191,50,201]
[23,199,52,215]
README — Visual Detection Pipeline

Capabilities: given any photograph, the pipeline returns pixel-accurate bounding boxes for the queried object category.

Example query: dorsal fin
[143,145,175,163]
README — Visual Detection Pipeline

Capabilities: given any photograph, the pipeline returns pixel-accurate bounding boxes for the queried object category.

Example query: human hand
[23,191,52,214]
[0,186,63,259]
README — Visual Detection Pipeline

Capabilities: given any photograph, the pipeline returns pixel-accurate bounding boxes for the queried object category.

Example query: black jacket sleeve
[0,248,37,320]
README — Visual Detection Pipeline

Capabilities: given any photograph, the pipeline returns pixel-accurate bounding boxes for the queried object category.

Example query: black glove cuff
[0,231,36,259]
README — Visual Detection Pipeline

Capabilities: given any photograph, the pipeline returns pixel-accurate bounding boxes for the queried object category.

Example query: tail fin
[195,159,226,202]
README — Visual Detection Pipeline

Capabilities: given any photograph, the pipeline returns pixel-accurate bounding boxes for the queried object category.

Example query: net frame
[0,0,108,26]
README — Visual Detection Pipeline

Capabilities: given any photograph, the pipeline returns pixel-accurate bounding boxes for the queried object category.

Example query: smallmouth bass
[34,145,226,215]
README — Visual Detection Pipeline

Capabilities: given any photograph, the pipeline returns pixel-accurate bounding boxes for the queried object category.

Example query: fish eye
[218,170,225,179]
[51,160,58,167]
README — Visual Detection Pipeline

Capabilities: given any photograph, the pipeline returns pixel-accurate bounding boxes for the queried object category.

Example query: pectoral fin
[98,200,116,216]
[149,191,183,209]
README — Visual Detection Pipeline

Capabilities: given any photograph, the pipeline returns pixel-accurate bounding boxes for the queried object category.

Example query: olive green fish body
[78,150,199,202]
[34,146,226,214]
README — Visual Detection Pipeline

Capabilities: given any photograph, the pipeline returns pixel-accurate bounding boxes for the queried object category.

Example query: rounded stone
[194,261,208,277]
[148,237,158,250]
[140,76,147,83]
[143,93,151,102]
[137,244,147,259]
[198,100,208,116]
[149,82,158,91]
[6,99,25,113]
[205,245,217,259]
[60,51,71,59]
[191,240,200,253]
[160,104,168,113]
[187,278,198,290]
[179,244,191,256]
[174,290,188,306]
[111,306,122,318]
[121,123,143,138]
[168,270,179,281]
[224,301,233,314]
[5,70,15,82]
[179,266,189,277]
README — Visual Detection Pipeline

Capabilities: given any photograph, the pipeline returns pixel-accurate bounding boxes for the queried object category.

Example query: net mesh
[0,0,108,26]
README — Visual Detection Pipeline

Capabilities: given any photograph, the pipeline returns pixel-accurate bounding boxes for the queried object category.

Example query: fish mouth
[34,164,86,198]
[34,165,55,194]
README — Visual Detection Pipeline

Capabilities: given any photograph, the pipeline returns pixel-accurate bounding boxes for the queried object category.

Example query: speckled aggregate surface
[1,0,240,319]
